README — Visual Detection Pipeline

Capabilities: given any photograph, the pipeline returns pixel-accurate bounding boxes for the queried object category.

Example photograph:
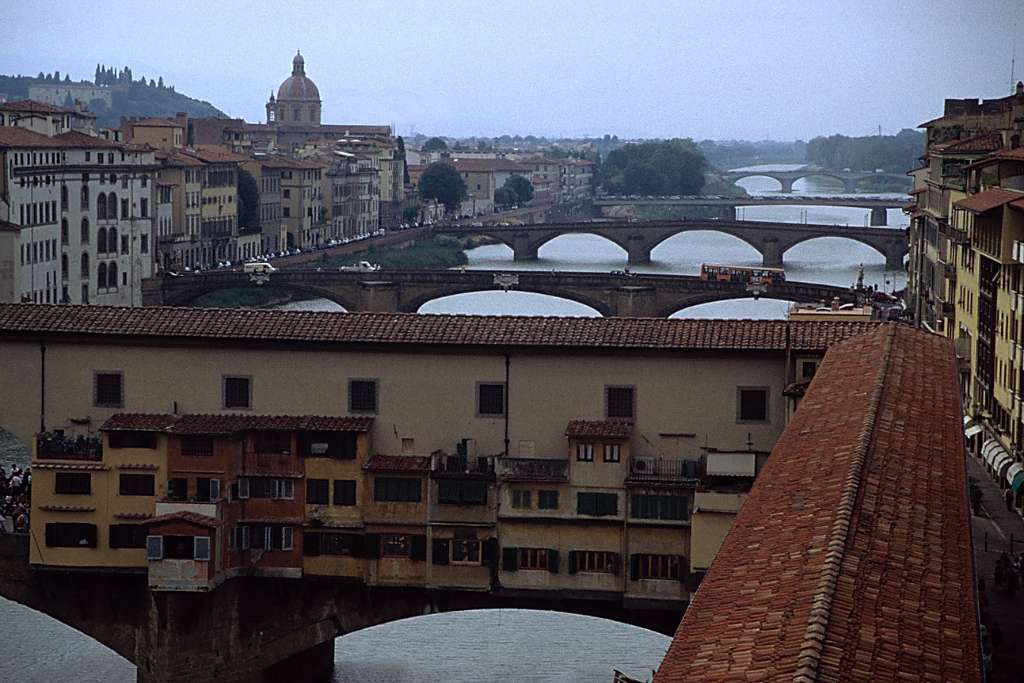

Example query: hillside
[0,72,225,127]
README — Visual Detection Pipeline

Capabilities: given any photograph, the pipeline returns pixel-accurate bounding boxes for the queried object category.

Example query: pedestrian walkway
[968,451,1024,682]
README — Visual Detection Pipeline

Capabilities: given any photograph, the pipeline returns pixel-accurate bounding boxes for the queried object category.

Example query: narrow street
[969,452,1024,682]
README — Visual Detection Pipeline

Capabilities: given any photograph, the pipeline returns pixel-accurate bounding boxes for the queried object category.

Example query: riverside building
[0,305,872,610]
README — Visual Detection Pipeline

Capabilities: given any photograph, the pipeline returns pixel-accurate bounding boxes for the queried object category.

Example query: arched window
[108,227,118,254]
[97,193,107,220]
[80,217,89,243]
[60,218,68,245]
[80,185,89,209]
[97,262,107,289]
[107,192,117,219]
[97,228,107,253]
[108,262,118,290]
[80,252,89,280]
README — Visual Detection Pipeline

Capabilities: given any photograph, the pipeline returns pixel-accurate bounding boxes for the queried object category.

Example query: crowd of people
[0,465,30,533]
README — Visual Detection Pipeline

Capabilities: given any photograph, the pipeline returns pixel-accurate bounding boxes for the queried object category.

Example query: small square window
[349,379,377,413]
[538,490,559,510]
[512,489,532,509]
[94,372,123,408]
[603,444,620,463]
[576,443,594,462]
[223,376,251,409]
[477,383,505,416]
[737,387,769,423]
[606,386,634,420]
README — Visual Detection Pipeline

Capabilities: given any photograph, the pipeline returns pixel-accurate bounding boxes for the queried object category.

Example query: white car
[339,261,381,273]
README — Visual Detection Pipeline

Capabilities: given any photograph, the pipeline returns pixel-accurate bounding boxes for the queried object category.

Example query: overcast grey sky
[3,0,1022,140]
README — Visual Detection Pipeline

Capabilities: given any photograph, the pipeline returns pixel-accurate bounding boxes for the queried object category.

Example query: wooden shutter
[146,535,163,560]
[361,533,381,559]
[611,552,622,576]
[568,550,578,575]
[410,534,427,561]
[547,549,560,573]
[304,532,321,556]
[678,555,689,583]
[432,538,450,565]
[238,478,249,499]
[482,538,498,568]
[502,546,518,571]
[630,554,640,581]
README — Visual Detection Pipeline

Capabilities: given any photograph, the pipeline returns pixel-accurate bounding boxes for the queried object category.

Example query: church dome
[276,51,320,101]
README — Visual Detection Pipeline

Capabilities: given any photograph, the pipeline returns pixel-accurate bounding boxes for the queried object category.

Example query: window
[45,523,97,548]
[109,524,147,549]
[606,386,635,420]
[253,431,289,454]
[437,479,487,505]
[800,360,818,380]
[382,533,410,557]
[196,478,220,502]
[194,536,211,561]
[374,477,421,502]
[512,489,532,509]
[603,444,621,463]
[451,539,481,564]
[538,490,559,510]
[576,443,594,462]
[305,532,360,557]
[223,376,251,409]
[119,473,155,496]
[163,535,199,559]
[298,431,357,459]
[181,436,214,457]
[55,472,91,495]
[108,431,157,449]
[477,383,505,416]
[282,527,294,551]
[307,478,329,505]
[141,235,148,254]
[94,372,123,407]
[737,387,769,423]
[577,492,618,517]
[146,535,163,559]
[140,198,148,218]
[570,550,619,574]
[631,553,683,581]
[631,494,688,521]
[167,478,187,501]
[519,547,553,571]
[333,480,356,505]
[349,379,377,413]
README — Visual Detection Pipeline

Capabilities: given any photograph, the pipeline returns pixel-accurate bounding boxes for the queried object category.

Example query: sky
[3,0,1023,140]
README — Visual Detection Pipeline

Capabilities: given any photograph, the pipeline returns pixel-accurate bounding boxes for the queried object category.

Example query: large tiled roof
[0,304,876,353]
[0,99,71,114]
[363,454,431,472]
[0,127,66,148]
[182,146,249,164]
[101,413,373,435]
[932,133,1004,154]
[453,158,530,173]
[565,420,633,439]
[653,324,980,682]
[953,187,1024,214]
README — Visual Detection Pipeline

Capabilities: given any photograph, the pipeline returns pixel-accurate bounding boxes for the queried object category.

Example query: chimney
[831,297,841,311]
[175,112,187,128]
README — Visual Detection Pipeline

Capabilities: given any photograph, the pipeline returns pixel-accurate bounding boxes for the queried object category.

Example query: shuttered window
[605,386,634,420]
[577,492,618,517]
[374,477,420,502]
[349,379,377,412]
[477,383,505,416]
[55,472,91,495]
[94,372,123,407]
[109,524,147,549]
[45,523,97,548]
[333,480,356,505]
[119,473,155,496]
[306,478,329,504]
[223,376,251,409]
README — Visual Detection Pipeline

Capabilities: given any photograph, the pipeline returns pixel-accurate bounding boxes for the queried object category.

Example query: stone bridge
[721,168,910,193]
[141,269,856,317]
[436,219,908,267]
[593,195,912,225]
[0,534,682,682]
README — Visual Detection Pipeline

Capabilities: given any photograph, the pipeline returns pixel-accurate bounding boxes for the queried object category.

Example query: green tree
[422,136,448,152]
[603,139,706,195]
[504,174,534,203]
[419,162,466,213]
[402,205,419,224]
[237,169,259,230]
[396,136,410,185]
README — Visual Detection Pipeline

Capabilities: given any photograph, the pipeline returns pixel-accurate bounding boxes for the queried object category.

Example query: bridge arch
[780,233,906,267]
[655,289,847,318]
[403,285,612,317]
[528,231,630,260]
[161,281,357,311]
[645,226,766,261]
[728,174,785,192]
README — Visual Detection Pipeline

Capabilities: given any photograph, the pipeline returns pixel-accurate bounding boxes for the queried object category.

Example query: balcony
[431,453,496,479]
[498,458,568,482]
[626,457,700,485]
[155,500,222,520]
[36,431,102,461]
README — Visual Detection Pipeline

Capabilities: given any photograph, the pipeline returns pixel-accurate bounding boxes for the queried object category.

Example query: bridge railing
[36,432,103,461]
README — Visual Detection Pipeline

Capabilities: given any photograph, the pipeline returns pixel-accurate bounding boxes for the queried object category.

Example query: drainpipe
[504,353,510,457]
[39,341,46,433]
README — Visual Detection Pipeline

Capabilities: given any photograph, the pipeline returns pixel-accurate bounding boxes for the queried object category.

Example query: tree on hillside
[237,169,260,230]
[419,162,466,213]
[602,139,706,196]
[422,136,448,152]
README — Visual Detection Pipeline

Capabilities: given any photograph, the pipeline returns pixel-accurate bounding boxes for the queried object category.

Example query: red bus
[700,264,786,286]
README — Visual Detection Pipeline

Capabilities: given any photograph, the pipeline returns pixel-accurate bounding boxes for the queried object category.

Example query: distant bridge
[721,168,910,194]
[435,219,908,267]
[142,268,856,318]
[594,195,911,225]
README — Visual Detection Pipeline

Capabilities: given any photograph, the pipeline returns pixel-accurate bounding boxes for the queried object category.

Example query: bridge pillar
[870,207,888,226]
[778,177,795,193]
[718,206,735,221]
[358,281,399,312]
[884,241,907,270]
[760,238,784,269]
[626,235,652,265]
[609,286,659,317]
[512,232,538,261]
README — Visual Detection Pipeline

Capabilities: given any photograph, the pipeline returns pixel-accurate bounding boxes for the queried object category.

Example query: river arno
[0,170,909,682]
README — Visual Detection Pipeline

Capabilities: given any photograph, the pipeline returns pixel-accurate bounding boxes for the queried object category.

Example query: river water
[0,169,909,682]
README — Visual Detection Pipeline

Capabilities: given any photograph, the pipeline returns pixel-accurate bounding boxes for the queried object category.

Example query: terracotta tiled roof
[182,147,249,164]
[0,99,71,114]
[363,454,431,472]
[653,325,980,682]
[0,305,876,353]
[53,131,123,150]
[143,511,219,529]
[101,413,373,435]
[932,133,1003,154]
[565,420,633,439]
[156,149,205,167]
[132,118,182,128]
[953,187,1024,214]
[0,127,66,148]
[453,158,530,173]
[0,219,22,232]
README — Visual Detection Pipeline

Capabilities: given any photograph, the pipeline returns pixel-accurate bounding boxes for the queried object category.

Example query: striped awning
[966,423,983,438]
[1007,463,1024,488]
[983,438,1006,466]
[994,453,1015,480]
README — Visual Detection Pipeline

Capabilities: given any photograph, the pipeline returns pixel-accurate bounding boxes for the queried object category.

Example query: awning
[1006,463,1024,487]
[983,438,1004,466]
[964,416,974,426]
[994,453,1015,480]
[966,424,984,438]
[1013,470,1024,494]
